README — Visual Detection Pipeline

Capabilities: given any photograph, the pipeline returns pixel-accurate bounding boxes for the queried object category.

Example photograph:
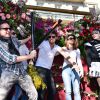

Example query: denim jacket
[0,36,27,75]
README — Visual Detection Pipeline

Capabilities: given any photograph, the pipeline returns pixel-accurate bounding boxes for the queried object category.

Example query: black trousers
[36,66,56,100]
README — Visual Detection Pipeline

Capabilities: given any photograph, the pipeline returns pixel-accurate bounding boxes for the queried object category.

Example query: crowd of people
[0,20,100,100]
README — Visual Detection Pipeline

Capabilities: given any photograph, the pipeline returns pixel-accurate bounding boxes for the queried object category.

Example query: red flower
[13,14,17,19]
[89,27,94,33]
[79,32,84,37]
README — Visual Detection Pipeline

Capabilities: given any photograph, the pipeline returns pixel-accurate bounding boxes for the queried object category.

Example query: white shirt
[19,44,29,70]
[63,48,83,68]
[35,40,60,69]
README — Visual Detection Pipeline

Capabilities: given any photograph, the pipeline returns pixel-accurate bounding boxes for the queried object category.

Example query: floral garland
[0,0,31,36]
[56,15,100,56]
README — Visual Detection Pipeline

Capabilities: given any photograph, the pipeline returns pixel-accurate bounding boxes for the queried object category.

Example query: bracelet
[65,56,71,60]
[72,62,76,65]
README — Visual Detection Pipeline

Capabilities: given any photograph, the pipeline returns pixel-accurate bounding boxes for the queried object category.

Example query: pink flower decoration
[57,30,64,36]
[26,15,30,22]
[80,25,85,30]
[0,13,4,17]
[21,13,26,19]
[13,14,17,19]
[6,14,11,19]
[35,19,44,29]
[1,16,6,20]
[44,25,52,33]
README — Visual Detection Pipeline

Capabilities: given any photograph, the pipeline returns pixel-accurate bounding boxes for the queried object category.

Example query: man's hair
[0,20,9,27]
[50,30,57,36]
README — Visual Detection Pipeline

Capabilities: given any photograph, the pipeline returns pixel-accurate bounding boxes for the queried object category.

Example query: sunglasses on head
[92,32,99,35]
[48,36,56,39]
[0,27,11,31]
[92,30,100,35]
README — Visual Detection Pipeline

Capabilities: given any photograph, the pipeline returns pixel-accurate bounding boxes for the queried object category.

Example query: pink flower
[10,8,15,13]
[6,14,11,19]
[35,19,44,29]
[1,16,6,20]
[80,25,85,30]
[0,13,4,17]
[57,30,64,36]
[26,15,30,22]
[0,9,2,12]
[13,14,17,19]
[21,13,26,19]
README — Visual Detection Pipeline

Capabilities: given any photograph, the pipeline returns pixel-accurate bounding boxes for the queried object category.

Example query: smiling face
[65,34,78,49]
[48,33,56,44]
[92,30,100,40]
[0,22,11,38]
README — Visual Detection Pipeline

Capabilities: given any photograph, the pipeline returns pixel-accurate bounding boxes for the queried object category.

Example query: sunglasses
[48,36,56,39]
[0,27,11,31]
[92,33,99,35]
[67,37,75,40]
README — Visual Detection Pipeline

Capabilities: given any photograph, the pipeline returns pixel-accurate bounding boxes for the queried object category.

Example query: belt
[62,64,72,71]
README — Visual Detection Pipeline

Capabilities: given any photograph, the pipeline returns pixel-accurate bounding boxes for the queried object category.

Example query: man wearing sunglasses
[84,29,100,99]
[35,31,61,100]
[0,20,38,100]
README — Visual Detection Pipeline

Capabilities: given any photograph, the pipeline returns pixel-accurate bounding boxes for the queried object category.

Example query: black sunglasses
[0,27,11,31]
[48,36,56,39]
[67,37,75,40]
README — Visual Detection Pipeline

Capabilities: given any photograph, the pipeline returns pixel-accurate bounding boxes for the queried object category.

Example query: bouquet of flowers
[0,0,29,34]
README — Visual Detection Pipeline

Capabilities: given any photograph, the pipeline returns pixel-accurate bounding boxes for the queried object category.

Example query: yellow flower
[27,64,47,90]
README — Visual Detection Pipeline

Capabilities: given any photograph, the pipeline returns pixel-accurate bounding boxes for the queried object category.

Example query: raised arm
[19,35,31,45]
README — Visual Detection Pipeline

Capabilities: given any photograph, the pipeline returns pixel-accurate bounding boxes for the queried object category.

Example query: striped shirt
[0,36,27,75]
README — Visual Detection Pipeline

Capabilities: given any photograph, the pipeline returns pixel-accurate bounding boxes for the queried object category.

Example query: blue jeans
[62,66,81,100]
[12,84,22,100]
[12,84,28,100]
